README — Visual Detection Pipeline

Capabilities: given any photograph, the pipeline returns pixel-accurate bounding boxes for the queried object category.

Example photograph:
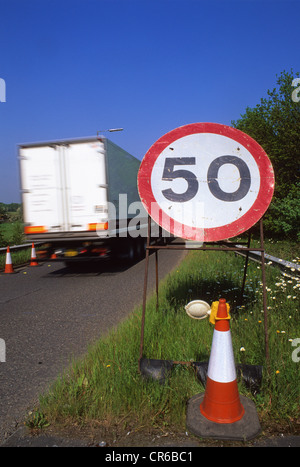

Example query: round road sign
[138,123,275,242]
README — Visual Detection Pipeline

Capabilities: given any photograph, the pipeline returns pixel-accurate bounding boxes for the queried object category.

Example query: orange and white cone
[4,246,15,274]
[200,298,245,424]
[30,243,38,266]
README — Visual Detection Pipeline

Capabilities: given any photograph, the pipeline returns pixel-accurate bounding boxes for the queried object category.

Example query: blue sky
[0,0,299,203]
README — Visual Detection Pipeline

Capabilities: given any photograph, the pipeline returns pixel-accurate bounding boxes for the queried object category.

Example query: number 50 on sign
[138,123,275,242]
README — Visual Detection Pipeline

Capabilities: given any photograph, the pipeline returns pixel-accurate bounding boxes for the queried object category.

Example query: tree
[232,70,300,201]
[231,70,300,240]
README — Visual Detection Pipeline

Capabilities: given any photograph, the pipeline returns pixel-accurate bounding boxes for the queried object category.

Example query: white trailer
[18,136,148,263]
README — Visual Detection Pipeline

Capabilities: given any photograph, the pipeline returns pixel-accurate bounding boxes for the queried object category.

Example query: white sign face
[138,123,275,242]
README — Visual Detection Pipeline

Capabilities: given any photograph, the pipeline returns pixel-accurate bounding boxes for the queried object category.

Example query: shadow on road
[42,254,148,277]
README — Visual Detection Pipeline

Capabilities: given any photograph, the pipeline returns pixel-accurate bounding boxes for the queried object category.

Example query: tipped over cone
[4,246,15,273]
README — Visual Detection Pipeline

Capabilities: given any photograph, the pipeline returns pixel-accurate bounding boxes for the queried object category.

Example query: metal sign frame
[138,215,270,371]
[138,123,274,375]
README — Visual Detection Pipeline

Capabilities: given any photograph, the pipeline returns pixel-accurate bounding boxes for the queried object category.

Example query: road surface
[0,248,185,443]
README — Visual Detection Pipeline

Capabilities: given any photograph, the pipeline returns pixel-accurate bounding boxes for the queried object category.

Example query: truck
[18,136,149,264]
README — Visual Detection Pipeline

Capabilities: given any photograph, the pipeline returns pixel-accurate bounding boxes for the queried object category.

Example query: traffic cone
[186,298,261,440]
[4,246,15,274]
[30,243,38,266]
[199,298,245,423]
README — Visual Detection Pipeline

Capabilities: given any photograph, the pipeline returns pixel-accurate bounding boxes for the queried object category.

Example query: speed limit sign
[138,123,275,242]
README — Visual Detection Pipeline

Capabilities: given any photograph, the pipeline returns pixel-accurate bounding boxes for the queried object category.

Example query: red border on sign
[138,123,275,242]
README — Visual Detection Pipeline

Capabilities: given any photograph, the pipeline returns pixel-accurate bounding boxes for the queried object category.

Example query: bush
[265,183,300,240]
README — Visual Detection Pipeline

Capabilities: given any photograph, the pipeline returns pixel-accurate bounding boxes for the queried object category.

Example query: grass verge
[31,246,300,437]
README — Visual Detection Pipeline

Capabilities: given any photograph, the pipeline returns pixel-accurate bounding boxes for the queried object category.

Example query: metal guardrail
[0,242,43,253]
[234,245,300,278]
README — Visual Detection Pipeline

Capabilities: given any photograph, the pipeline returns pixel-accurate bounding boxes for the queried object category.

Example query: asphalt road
[0,248,185,444]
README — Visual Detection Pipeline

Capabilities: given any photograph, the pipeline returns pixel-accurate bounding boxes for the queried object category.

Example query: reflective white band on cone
[6,252,12,264]
[207,329,236,383]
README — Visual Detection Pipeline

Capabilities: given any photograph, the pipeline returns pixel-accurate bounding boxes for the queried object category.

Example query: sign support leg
[155,250,159,312]
[138,215,151,371]
[259,218,270,371]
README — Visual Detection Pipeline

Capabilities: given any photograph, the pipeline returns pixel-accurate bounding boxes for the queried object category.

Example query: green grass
[34,246,300,435]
